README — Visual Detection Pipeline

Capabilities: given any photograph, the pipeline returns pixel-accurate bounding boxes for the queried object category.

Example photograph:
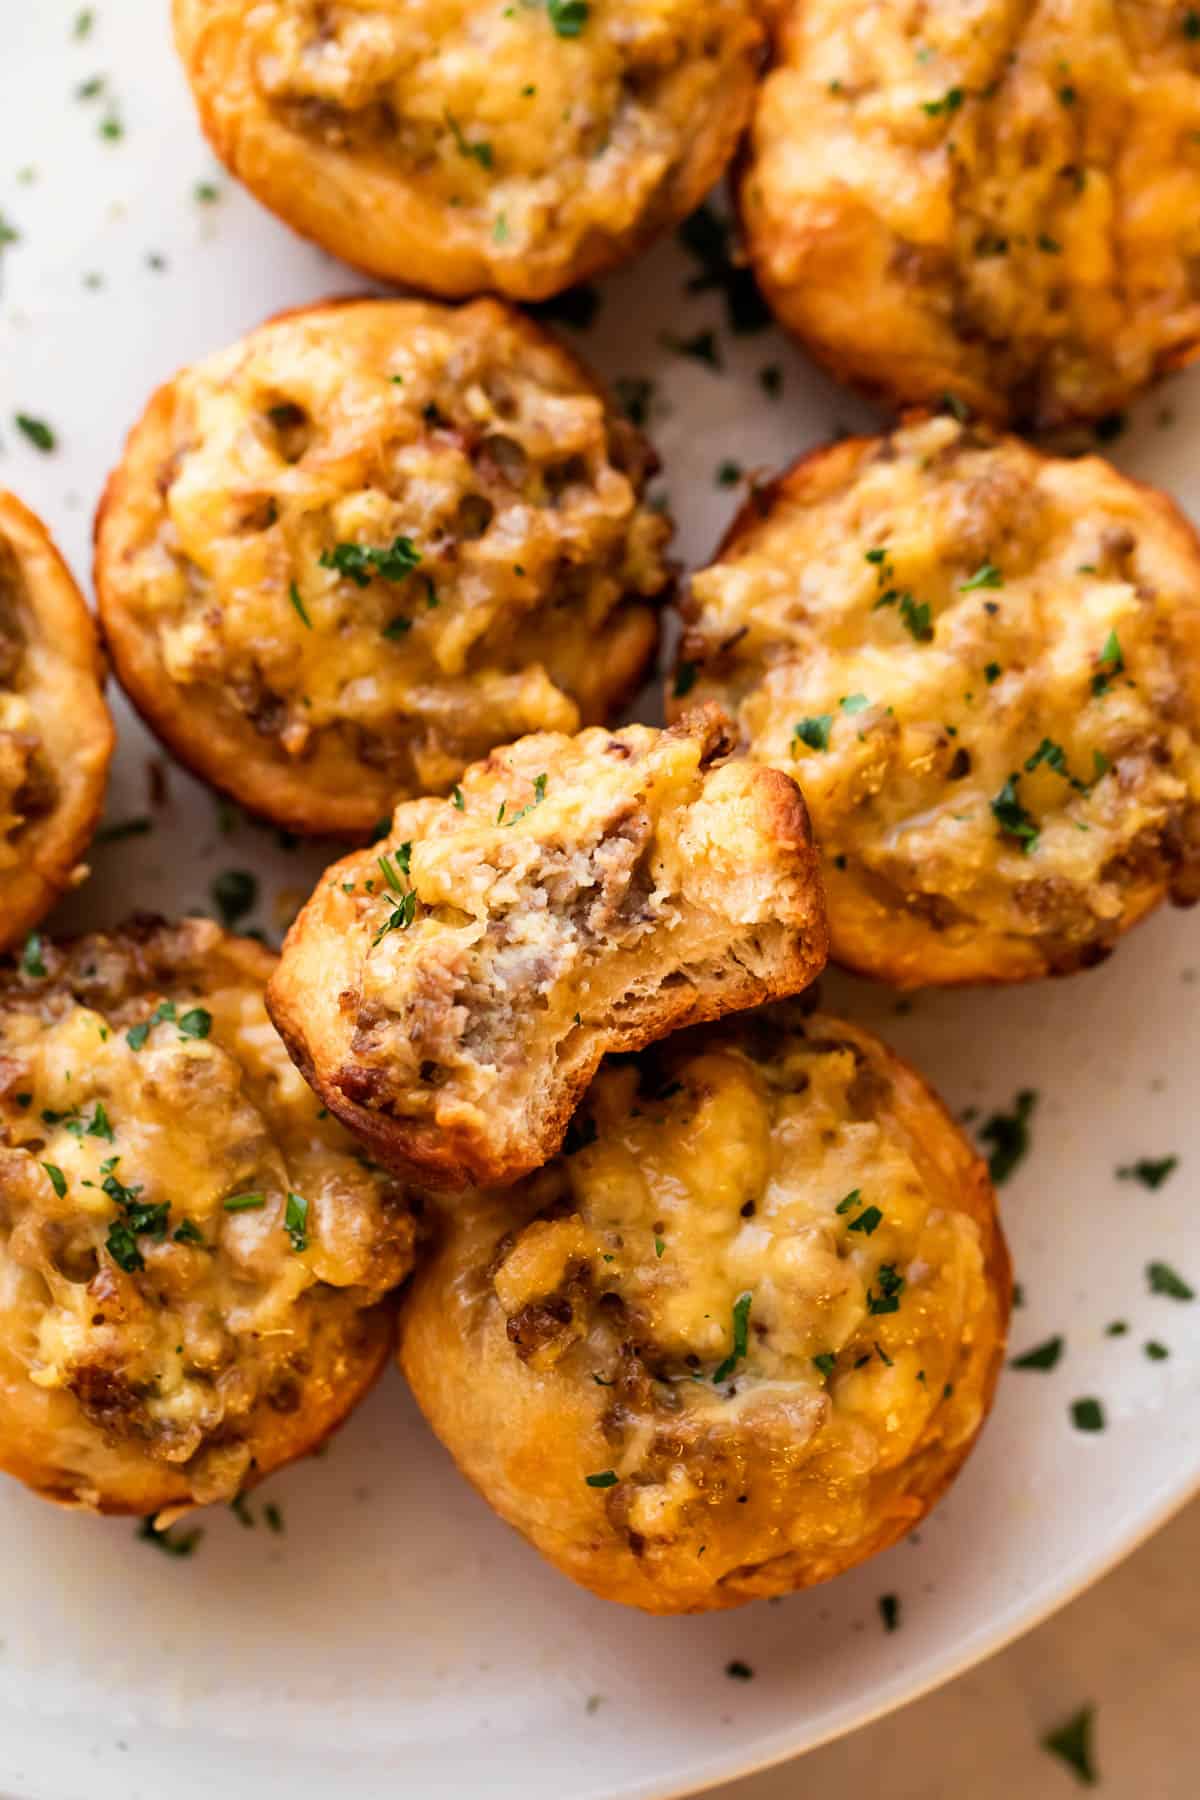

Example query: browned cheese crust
[173,0,763,300]
[741,0,1200,429]
[399,1004,1011,1613]
[268,706,828,1188]
[0,492,113,952]
[672,416,1200,987]
[0,919,418,1515]
[94,297,672,836]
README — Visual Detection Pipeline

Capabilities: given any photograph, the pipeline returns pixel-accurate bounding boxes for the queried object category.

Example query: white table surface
[712,1495,1197,1799]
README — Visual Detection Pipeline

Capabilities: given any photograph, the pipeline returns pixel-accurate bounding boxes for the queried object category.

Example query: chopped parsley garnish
[1147,1260,1194,1301]
[106,1222,144,1272]
[223,1192,266,1212]
[492,212,509,244]
[673,661,698,698]
[74,8,95,37]
[125,1022,150,1052]
[211,868,258,928]
[847,1205,883,1236]
[1041,1706,1097,1786]
[1117,1156,1178,1190]
[265,1502,284,1534]
[1071,1397,1105,1432]
[713,1290,753,1384]
[984,661,1002,684]
[96,816,152,844]
[1091,629,1124,695]
[792,714,832,753]
[725,1660,754,1681]
[173,1217,205,1246]
[382,615,411,639]
[991,774,1039,853]
[1145,1340,1170,1361]
[503,772,548,826]
[1037,233,1063,254]
[899,593,933,641]
[979,1088,1037,1184]
[866,1265,905,1316]
[444,110,493,168]
[1011,1335,1063,1371]
[1024,737,1087,792]
[528,284,601,331]
[922,85,964,116]
[654,1236,665,1258]
[137,1516,203,1558]
[320,535,421,587]
[14,413,56,453]
[41,1163,67,1198]
[585,1469,618,1488]
[716,459,742,488]
[677,202,771,334]
[547,0,589,35]
[812,1352,837,1379]
[835,1188,862,1214]
[372,885,417,946]
[194,181,221,204]
[285,1191,309,1252]
[288,582,312,629]
[960,561,1003,591]
[1186,7,1200,38]
[19,932,47,978]
[177,1007,212,1040]
[840,693,869,714]
[451,785,466,810]
[87,1101,115,1142]
[878,1593,901,1632]
[662,328,721,370]
[614,375,654,427]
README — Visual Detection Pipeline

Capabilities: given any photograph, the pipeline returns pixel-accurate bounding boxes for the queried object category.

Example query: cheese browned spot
[399,1005,1010,1614]
[173,0,763,299]
[95,297,672,836]
[0,919,416,1514]
[0,492,112,952]
[742,0,1200,427]
[674,417,1200,987]
[268,707,827,1189]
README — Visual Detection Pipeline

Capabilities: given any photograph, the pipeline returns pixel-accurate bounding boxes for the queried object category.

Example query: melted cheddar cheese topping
[487,1008,1000,1578]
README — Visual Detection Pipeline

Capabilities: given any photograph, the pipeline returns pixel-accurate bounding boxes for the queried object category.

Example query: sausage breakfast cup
[400,1004,1011,1613]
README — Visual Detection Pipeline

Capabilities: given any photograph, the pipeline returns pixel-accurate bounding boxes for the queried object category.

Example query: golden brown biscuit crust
[673,416,1200,987]
[173,0,764,300]
[399,1005,1011,1613]
[94,296,671,836]
[742,0,1200,428]
[0,918,417,1515]
[0,492,113,953]
[269,706,828,1188]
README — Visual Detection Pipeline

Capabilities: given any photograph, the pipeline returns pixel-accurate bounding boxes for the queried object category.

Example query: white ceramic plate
[2,6,1199,1798]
